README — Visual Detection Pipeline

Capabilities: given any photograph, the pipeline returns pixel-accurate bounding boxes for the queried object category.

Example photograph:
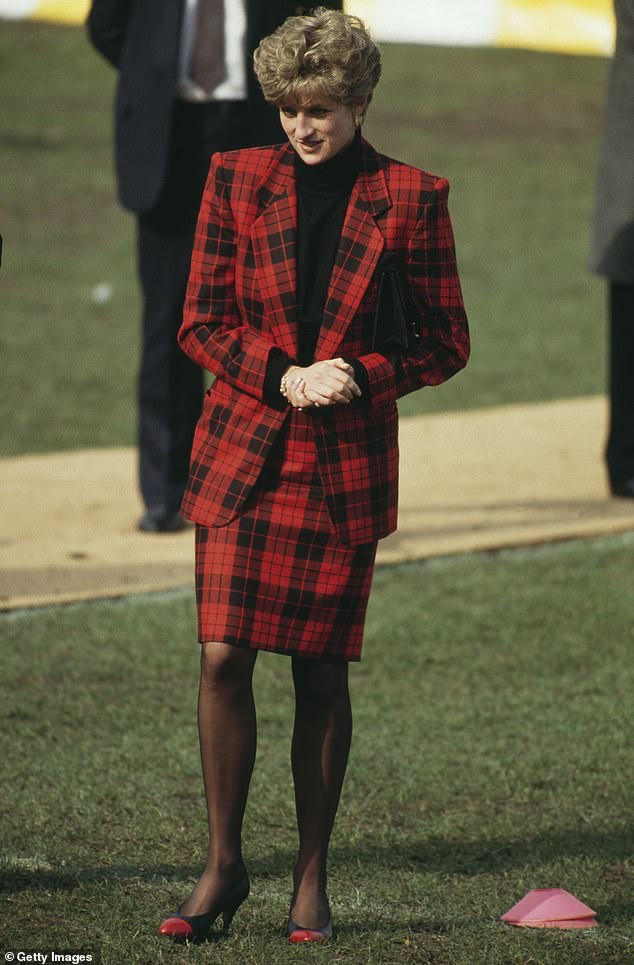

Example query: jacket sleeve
[178,154,286,402]
[357,177,470,411]
[86,0,133,68]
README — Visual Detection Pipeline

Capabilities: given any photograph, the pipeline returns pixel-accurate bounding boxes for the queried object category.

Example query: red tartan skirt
[194,408,377,661]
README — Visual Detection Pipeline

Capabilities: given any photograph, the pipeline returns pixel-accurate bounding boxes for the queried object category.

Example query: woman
[158,7,469,944]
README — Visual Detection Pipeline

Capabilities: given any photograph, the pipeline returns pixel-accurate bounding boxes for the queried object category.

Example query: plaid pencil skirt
[194,408,377,661]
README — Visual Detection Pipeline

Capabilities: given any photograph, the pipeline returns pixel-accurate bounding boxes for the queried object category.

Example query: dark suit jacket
[178,140,470,546]
[87,1,340,214]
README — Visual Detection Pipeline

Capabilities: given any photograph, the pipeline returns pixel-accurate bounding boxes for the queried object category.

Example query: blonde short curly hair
[253,7,381,119]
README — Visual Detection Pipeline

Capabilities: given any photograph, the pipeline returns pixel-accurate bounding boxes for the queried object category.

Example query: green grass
[1,21,138,454]
[0,23,609,454]
[2,535,633,964]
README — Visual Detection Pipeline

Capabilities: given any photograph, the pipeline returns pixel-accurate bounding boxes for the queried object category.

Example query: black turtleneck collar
[293,129,362,193]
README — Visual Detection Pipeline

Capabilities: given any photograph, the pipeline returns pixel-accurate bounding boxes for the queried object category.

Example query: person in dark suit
[591,0,634,497]
[86,1,341,530]
[157,8,469,945]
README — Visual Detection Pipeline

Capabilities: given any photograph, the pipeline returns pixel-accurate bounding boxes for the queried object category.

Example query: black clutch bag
[371,251,421,354]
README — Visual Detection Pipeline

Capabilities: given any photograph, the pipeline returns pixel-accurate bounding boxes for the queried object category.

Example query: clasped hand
[285,358,361,409]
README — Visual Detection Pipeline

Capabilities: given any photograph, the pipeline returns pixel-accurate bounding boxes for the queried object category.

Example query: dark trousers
[606,281,634,488]
[136,100,248,513]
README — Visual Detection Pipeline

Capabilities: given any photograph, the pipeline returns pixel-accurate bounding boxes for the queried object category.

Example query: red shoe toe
[289,927,328,943]
[158,916,193,939]
[288,917,332,943]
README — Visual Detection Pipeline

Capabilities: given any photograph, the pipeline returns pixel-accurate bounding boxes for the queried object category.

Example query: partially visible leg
[606,281,634,493]
[136,216,204,518]
[178,642,257,916]
[290,656,352,930]
[135,101,221,522]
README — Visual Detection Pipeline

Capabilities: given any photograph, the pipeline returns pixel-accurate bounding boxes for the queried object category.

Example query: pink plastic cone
[501,889,597,929]
[513,917,598,929]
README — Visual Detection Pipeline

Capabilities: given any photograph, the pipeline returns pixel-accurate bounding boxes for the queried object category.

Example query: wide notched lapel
[314,141,391,361]
[249,147,298,359]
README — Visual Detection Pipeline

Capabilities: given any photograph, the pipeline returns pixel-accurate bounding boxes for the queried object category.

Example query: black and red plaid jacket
[179,138,470,546]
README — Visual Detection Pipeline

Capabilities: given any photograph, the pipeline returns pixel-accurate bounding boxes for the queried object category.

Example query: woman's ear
[353,98,369,127]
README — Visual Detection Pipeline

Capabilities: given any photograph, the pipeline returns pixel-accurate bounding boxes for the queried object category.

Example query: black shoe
[158,873,250,942]
[137,508,189,533]
[611,478,634,498]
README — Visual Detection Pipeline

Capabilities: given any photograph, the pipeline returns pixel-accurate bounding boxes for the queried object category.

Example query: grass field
[1,22,608,454]
[1,535,633,964]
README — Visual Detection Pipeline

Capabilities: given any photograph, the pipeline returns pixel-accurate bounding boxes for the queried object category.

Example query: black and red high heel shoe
[158,872,250,943]
[287,915,333,943]
[287,892,332,943]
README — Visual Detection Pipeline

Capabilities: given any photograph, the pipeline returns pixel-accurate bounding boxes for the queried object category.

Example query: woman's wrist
[280,365,301,403]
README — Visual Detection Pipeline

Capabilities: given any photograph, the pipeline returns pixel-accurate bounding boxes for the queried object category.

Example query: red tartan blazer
[179,139,470,546]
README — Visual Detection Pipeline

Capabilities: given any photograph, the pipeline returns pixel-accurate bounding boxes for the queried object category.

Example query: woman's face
[279,97,360,165]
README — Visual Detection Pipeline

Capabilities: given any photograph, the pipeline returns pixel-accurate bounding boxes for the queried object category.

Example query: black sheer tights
[178,643,351,931]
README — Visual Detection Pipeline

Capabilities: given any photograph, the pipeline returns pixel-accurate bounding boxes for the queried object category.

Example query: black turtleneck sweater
[294,132,361,364]
[264,132,369,407]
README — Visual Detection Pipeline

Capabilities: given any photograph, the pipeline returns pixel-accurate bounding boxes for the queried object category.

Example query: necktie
[189,0,226,93]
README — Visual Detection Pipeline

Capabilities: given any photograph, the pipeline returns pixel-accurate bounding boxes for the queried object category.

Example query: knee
[292,658,349,705]
[200,642,255,696]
